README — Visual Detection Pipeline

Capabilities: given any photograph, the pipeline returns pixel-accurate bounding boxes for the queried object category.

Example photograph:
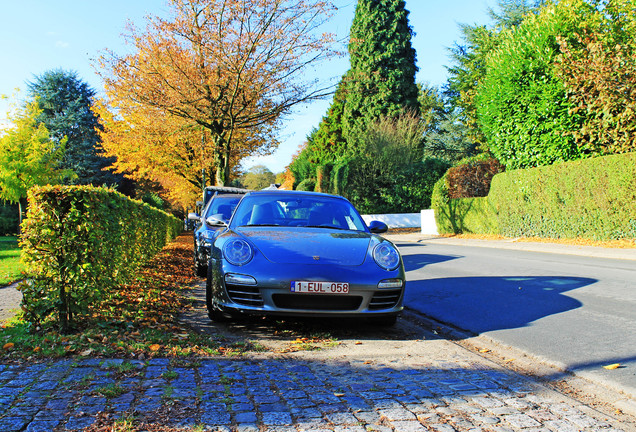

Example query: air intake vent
[226,284,264,307]
[369,290,401,310]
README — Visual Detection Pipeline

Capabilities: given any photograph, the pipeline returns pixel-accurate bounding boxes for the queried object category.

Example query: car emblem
[313,256,320,261]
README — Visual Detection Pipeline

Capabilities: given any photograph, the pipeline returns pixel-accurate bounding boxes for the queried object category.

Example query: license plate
[291,281,349,294]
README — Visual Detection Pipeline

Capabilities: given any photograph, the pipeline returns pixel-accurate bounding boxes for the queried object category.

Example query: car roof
[244,190,347,200]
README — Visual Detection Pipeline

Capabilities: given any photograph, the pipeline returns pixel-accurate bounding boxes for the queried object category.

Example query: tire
[195,261,207,278]
[207,305,230,322]
[206,264,230,322]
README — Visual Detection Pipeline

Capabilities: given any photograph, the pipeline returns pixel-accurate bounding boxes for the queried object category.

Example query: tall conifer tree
[28,69,122,186]
[342,0,419,150]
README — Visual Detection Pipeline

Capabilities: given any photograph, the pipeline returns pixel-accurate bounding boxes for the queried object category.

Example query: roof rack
[204,186,252,194]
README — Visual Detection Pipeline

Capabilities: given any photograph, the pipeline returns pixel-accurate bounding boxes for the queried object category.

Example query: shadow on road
[401,252,461,272]
[404,275,595,334]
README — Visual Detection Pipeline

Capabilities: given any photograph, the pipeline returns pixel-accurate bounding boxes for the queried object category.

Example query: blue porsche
[206,190,405,325]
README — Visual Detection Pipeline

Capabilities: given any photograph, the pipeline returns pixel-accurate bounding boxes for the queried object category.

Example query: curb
[383,234,636,261]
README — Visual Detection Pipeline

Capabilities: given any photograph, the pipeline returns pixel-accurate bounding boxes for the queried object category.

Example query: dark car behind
[189,193,245,276]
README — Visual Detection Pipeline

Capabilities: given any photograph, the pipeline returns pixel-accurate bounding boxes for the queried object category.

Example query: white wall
[362,211,438,235]
[420,209,439,235]
[362,213,420,228]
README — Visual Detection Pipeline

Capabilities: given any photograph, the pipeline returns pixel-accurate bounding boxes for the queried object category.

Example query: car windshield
[231,194,367,231]
[204,195,243,222]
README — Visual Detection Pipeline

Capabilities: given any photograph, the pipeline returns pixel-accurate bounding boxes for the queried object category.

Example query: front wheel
[195,260,207,278]
[206,265,231,322]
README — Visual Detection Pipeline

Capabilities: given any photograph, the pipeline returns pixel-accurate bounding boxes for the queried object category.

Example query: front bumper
[208,258,405,318]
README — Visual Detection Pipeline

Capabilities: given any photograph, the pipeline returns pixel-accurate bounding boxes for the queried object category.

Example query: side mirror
[368,220,388,234]
[188,212,201,221]
[206,214,227,227]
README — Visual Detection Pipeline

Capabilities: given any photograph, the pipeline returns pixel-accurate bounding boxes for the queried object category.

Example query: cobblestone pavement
[0,351,632,431]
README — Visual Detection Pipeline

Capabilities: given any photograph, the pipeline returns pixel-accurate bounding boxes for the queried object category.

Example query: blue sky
[0,0,496,173]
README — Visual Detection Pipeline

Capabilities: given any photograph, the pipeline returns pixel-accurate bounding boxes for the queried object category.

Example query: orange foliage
[94,101,203,210]
[279,168,295,190]
[98,0,338,186]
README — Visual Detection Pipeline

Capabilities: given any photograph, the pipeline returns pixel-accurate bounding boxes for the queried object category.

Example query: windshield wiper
[304,225,346,230]
[241,224,281,227]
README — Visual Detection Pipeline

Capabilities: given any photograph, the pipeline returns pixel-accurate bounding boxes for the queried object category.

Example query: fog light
[225,273,257,285]
[378,278,403,289]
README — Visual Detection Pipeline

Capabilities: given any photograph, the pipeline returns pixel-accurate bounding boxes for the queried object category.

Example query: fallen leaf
[33,347,41,353]
[355,341,363,345]
[603,363,621,370]
[149,344,161,352]
[478,348,490,353]
[504,358,515,363]
[334,393,345,397]
[3,343,14,350]
[79,349,93,356]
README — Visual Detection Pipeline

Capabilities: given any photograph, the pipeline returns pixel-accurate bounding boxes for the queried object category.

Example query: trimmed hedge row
[433,153,636,241]
[431,173,499,235]
[19,185,182,331]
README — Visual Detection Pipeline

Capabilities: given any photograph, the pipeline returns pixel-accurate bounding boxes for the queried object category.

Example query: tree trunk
[212,134,230,186]
[214,151,226,186]
[17,197,27,235]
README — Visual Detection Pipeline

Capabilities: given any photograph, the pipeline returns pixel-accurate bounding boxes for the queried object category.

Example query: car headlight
[373,243,400,271]
[223,238,253,266]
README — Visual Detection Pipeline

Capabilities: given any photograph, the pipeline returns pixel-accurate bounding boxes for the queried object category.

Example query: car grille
[226,284,264,307]
[368,289,402,310]
[272,294,362,311]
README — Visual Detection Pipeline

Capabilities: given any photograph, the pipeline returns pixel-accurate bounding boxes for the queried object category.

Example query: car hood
[237,227,372,266]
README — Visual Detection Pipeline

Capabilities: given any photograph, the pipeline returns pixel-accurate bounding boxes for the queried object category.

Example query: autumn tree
[95,101,266,210]
[99,0,337,187]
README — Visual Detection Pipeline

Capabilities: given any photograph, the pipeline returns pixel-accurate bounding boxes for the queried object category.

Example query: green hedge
[296,178,316,191]
[432,173,499,235]
[433,153,636,241]
[19,185,182,331]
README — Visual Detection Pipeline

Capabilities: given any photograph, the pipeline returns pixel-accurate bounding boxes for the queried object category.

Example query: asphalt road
[390,236,636,401]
